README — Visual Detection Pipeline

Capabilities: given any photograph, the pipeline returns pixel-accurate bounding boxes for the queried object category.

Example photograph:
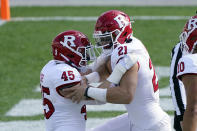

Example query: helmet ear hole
[123,32,127,37]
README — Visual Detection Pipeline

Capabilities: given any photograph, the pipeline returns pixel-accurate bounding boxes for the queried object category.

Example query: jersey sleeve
[177,55,197,80]
[111,44,138,71]
[52,65,81,90]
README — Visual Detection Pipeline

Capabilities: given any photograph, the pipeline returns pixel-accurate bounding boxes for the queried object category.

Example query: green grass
[87,111,127,118]
[0,6,192,121]
[159,77,170,89]
[11,6,197,17]
[0,111,126,121]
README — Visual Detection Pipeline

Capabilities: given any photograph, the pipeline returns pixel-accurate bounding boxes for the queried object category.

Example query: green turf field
[0,6,196,123]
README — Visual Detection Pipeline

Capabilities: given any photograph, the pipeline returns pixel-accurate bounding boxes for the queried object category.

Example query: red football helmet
[180,14,197,54]
[52,30,95,68]
[93,10,133,55]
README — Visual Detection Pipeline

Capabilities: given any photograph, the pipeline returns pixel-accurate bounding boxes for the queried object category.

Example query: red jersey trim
[56,81,80,97]
[137,61,140,72]
[116,57,124,64]
[178,73,197,81]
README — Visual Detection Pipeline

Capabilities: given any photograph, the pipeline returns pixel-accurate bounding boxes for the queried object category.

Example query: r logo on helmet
[60,35,76,47]
[114,15,128,28]
[187,18,197,31]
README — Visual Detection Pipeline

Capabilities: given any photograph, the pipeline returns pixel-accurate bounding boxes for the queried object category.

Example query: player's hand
[63,80,87,103]
[81,76,88,85]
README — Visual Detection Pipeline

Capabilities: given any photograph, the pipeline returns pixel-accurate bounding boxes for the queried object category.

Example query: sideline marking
[6,99,43,116]
[11,16,190,22]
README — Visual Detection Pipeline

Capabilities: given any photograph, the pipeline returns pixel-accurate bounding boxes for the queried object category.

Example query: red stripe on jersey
[56,81,80,97]
[116,57,124,64]
[137,61,140,72]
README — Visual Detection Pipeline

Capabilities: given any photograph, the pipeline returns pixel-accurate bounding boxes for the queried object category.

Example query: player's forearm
[95,80,133,103]
[106,86,133,104]
[96,81,133,103]
[85,86,133,104]
[96,60,111,82]
[182,108,197,131]
[182,77,197,131]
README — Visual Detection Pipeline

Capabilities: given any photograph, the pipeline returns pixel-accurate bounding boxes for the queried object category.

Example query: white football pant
[88,113,171,131]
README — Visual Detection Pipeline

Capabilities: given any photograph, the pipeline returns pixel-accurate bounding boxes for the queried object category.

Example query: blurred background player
[170,13,197,131]
[64,10,171,131]
[176,14,197,131]
[40,30,96,131]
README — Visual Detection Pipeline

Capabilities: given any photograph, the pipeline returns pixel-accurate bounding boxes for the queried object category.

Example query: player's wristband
[107,63,127,84]
[86,87,107,102]
[84,86,91,99]
[85,72,100,83]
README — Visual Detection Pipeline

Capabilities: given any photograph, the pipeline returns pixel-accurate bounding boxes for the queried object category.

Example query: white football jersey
[110,36,168,129]
[177,54,197,79]
[40,60,86,131]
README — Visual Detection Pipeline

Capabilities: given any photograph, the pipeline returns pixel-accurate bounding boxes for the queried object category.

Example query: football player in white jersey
[40,30,97,131]
[176,15,197,131]
[63,10,171,131]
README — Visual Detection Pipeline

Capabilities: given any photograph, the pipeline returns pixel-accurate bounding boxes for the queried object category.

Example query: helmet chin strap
[60,53,79,68]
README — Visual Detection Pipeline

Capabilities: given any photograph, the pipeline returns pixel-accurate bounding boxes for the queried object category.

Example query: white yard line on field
[0,117,175,131]
[11,16,190,22]
[6,87,173,117]
[5,99,127,116]
[5,99,43,116]
[0,20,6,26]
[0,118,112,131]
[5,91,174,117]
